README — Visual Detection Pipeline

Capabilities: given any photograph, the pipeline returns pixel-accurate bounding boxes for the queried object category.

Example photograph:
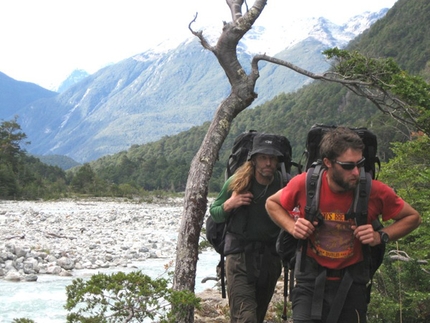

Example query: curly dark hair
[320,127,364,162]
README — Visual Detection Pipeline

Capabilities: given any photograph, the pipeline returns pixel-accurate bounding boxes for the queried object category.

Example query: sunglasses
[333,157,366,171]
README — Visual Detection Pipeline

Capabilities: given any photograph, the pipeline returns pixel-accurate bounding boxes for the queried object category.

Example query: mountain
[56,69,90,93]
[2,10,388,163]
[34,154,81,170]
[86,0,429,192]
[349,3,430,76]
[0,72,57,120]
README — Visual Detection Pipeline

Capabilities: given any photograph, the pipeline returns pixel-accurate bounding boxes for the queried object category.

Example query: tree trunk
[172,1,267,322]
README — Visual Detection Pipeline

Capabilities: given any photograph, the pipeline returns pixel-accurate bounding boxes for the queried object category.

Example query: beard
[256,163,276,178]
[331,168,359,191]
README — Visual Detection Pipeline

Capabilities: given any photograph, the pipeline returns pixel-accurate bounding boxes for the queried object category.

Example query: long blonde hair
[228,160,254,194]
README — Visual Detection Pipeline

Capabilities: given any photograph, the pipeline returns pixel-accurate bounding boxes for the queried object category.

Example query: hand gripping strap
[300,163,323,272]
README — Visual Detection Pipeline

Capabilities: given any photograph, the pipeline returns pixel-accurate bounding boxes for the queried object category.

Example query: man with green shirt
[209,133,285,323]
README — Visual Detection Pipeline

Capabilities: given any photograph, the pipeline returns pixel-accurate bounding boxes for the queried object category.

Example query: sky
[0,0,397,90]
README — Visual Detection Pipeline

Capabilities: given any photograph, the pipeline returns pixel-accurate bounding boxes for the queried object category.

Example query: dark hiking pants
[225,249,281,323]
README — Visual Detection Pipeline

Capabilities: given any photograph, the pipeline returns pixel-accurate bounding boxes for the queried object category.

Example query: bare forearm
[384,213,421,241]
[381,202,421,242]
[266,197,295,234]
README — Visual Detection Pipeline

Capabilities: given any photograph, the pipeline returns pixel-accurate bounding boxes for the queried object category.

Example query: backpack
[225,130,258,179]
[225,130,295,180]
[304,124,381,178]
[276,122,382,267]
[206,130,296,298]
[292,124,385,322]
[302,124,384,274]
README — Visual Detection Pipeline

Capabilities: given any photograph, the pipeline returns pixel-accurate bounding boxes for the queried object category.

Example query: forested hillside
[349,0,430,77]
[87,0,429,192]
[0,118,67,199]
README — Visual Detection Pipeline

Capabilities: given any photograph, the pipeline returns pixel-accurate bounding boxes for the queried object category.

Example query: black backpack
[304,124,380,178]
[285,124,384,322]
[302,124,384,272]
[206,130,296,298]
[225,130,295,180]
[225,130,258,179]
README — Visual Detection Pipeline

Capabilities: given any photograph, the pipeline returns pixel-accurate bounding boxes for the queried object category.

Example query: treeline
[87,81,411,193]
[0,117,67,199]
[0,81,415,199]
[0,117,174,199]
[0,105,412,201]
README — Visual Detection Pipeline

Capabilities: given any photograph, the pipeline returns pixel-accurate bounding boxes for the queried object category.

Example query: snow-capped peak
[132,9,388,62]
[241,9,389,55]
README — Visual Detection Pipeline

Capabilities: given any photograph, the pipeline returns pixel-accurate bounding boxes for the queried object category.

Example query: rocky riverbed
[0,197,290,322]
[0,197,186,282]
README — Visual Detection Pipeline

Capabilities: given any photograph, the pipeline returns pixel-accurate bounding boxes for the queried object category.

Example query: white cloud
[0,0,397,89]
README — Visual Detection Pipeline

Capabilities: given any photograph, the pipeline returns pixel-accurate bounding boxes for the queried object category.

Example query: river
[0,250,219,323]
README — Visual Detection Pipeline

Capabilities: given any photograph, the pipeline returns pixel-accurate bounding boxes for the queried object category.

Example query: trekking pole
[282,265,288,321]
[220,255,226,298]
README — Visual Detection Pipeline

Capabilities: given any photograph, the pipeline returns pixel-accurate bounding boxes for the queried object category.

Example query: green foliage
[0,116,28,171]
[349,0,430,76]
[0,117,70,199]
[0,116,180,198]
[17,154,69,199]
[12,319,36,323]
[70,163,98,194]
[369,257,430,322]
[0,162,18,197]
[379,134,430,213]
[0,117,126,200]
[324,47,403,84]
[271,300,291,323]
[89,126,207,192]
[65,270,200,323]
[323,48,430,136]
[367,134,430,322]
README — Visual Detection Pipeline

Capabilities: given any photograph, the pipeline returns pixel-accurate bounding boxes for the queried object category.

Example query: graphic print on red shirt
[280,171,405,270]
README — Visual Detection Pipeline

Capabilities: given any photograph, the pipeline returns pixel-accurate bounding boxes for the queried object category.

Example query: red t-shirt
[279,171,404,269]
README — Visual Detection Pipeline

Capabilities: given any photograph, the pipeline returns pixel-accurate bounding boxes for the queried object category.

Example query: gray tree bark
[172,1,267,322]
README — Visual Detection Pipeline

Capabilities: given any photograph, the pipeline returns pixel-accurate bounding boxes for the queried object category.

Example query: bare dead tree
[172,1,268,321]
[226,0,248,22]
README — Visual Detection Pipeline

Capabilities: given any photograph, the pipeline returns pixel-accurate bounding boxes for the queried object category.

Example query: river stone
[4,271,21,282]
[57,256,75,270]
[0,197,187,282]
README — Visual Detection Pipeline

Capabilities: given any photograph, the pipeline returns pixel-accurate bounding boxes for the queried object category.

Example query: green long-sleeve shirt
[209,173,282,243]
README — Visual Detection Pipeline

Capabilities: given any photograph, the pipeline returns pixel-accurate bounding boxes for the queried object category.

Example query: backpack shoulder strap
[278,168,292,188]
[349,167,372,226]
[305,163,323,220]
[307,164,372,225]
[301,165,370,273]
[305,162,326,227]
[299,163,324,272]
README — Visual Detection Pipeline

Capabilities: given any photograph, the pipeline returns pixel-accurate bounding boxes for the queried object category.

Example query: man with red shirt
[266,127,421,323]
